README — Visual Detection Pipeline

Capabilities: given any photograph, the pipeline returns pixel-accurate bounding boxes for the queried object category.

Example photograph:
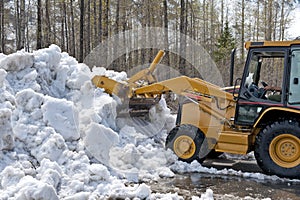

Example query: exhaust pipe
[230,48,236,86]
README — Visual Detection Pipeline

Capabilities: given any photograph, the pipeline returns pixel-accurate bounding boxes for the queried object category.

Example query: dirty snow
[0,45,297,199]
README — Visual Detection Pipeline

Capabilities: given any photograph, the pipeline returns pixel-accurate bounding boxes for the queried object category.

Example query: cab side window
[289,50,300,105]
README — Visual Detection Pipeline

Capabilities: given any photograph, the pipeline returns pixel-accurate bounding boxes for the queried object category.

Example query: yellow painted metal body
[92,50,165,99]
[134,76,254,154]
[92,50,253,155]
[92,45,300,156]
[92,76,127,97]
[245,40,300,49]
[253,107,300,128]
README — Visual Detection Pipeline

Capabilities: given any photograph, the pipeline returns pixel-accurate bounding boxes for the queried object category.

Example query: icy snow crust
[0,45,297,199]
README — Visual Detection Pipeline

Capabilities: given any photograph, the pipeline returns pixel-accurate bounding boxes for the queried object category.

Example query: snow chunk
[0,108,14,150]
[34,44,62,69]
[0,69,7,87]
[63,192,90,200]
[51,64,69,96]
[93,92,118,130]
[0,166,25,189]
[42,96,79,141]
[15,176,59,200]
[158,167,175,178]
[31,133,67,162]
[37,159,62,189]
[118,125,147,146]
[67,63,91,90]
[15,89,44,112]
[0,51,34,71]
[136,183,151,199]
[88,163,110,181]
[84,123,119,165]
[6,67,41,93]
[150,192,184,200]
[110,144,140,170]
[198,189,214,200]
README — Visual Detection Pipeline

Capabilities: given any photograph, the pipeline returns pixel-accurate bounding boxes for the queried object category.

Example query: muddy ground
[148,158,300,200]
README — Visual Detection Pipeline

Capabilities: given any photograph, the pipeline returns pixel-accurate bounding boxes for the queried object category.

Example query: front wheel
[165,124,205,163]
[254,120,300,179]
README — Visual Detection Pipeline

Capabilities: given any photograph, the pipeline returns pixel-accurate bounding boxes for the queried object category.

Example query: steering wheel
[248,82,267,98]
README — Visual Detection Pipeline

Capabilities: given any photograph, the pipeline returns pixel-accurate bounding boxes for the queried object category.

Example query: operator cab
[235,41,300,125]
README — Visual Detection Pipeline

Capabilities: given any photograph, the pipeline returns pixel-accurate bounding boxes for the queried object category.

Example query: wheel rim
[173,135,196,159]
[269,134,300,168]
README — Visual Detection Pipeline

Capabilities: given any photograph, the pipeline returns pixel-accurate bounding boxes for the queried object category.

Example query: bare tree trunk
[45,0,51,47]
[79,0,84,62]
[52,0,57,44]
[273,3,279,40]
[15,0,20,49]
[266,0,273,40]
[37,0,42,49]
[241,0,245,60]
[209,0,215,52]
[0,0,4,53]
[263,1,267,39]
[203,0,207,45]
[140,3,146,65]
[87,0,91,54]
[113,0,120,71]
[70,0,76,56]
[19,0,25,50]
[104,0,109,40]
[174,6,179,70]
[179,0,186,75]
[256,0,260,41]
[67,1,72,52]
[147,0,153,63]
[221,0,224,33]
[98,0,102,43]
[121,0,127,70]
[103,0,110,67]
[279,0,285,40]
[163,0,170,68]
[63,0,68,52]
[25,0,31,51]
[93,0,97,47]
[61,1,65,51]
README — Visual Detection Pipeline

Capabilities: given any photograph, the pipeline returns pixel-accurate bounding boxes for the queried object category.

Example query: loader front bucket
[92,75,129,98]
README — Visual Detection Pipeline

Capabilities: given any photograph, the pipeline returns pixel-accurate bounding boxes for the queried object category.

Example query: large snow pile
[0,45,296,199]
[0,45,192,199]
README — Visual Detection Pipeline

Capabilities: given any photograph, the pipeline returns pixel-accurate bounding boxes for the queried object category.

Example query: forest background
[0,0,299,85]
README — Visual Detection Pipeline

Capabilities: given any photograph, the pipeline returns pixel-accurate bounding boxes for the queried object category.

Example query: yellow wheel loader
[92,40,300,179]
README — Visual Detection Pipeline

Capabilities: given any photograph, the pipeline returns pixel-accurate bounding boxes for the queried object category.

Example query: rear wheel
[254,120,300,179]
[166,124,205,163]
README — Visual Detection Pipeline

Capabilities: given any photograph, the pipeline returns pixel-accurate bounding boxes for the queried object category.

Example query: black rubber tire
[254,120,300,179]
[206,150,223,159]
[165,124,205,163]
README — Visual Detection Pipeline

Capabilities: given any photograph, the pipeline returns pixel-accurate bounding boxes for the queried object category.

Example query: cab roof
[245,40,300,50]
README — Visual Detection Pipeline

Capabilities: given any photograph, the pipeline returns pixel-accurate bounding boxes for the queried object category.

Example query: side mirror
[233,78,242,100]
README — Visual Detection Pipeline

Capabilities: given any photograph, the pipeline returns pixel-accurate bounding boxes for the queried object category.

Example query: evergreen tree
[214,21,235,84]
[214,21,235,64]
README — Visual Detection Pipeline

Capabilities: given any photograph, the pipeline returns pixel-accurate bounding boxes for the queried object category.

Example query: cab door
[288,47,300,109]
[234,48,287,126]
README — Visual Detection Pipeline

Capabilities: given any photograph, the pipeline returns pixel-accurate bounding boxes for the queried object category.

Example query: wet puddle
[149,173,300,199]
[148,158,300,199]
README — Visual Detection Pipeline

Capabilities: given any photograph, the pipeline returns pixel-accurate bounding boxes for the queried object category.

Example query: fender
[253,106,300,128]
